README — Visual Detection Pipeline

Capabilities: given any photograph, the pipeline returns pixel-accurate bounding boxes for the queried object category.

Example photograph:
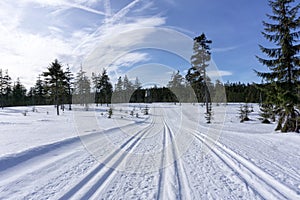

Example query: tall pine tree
[186,33,212,123]
[65,66,74,110]
[255,0,300,132]
[99,69,113,106]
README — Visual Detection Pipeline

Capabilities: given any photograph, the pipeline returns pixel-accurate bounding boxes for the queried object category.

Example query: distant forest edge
[0,65,266,108]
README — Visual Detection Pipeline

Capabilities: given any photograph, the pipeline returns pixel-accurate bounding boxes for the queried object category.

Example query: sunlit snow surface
[0,103,299,199]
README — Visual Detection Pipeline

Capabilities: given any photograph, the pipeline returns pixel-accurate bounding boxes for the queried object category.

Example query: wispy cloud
[106,0,141,24]
[20,0,107,15]
[0,0,166,88]
[207,70,232,78]
[212,45,239,53]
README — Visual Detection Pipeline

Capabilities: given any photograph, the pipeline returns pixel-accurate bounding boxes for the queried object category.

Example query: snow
[0,103,299,199]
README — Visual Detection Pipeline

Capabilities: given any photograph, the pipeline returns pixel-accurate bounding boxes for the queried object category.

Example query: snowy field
[0,103,300,199]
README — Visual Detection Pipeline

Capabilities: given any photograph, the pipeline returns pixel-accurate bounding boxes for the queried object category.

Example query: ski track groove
[156,115,192,200]
[58,115,156,200]
[165,120,193,200]
[196,122,300,190]
[190,129,300,200]
[156,117,167,200]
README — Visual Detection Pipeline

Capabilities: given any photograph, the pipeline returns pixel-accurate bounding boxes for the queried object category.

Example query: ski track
[189,129,300,200]
[196,123,300,192]
[57,113,157,199]
[155,106,192,200]
[1,104,300,199]
[0,118,151,199]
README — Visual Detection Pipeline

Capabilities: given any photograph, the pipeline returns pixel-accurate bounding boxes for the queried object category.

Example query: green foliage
[43,59,68,115]
[12,78,27,106]
[0,69,12,108]
[65,66,74,110]
[167,70,185,104]
[186,33,213,121]
[255,0,300,132]
[186,33,212,104]
[259,104,276,124]
[239,103,251,123]
[73,67,91,111]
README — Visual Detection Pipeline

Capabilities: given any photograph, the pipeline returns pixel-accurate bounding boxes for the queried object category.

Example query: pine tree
[0,69,12,108]
[123,75,134,102]
[34,75,46,105]
[114,76,123,103]
[12,78,27,106]
[186,33,212,120]
[115,76,123,92]
[43,59,67,115]
[133,77,142,90]
[74,67,91,110]
[255,0,300,132]
[168,70,184,104]
[259,103,276,124]
[214,79,225,106]
[99,69,113,106]
[92,72,101,106]
[239,103,251,123]
[27,87,35,105]
[65,65,74,110]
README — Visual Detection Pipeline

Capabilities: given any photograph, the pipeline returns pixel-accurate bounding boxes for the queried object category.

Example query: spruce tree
[65,66,74,110]
[92,72,101,106]
[255,0,300,132]
[99,69,113,106]
[34,75,46,105]
[168,70,184,104]
[12,78,27,106]
[74,67,91,110]
[43,59,67,115]
[114,76,123,103]
[0,69,12,108]
[123,75,134,102]
[133,77,142,90]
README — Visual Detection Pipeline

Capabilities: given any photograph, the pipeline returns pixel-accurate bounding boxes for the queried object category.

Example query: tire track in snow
[190,130,300,200]
[58,115,156,200]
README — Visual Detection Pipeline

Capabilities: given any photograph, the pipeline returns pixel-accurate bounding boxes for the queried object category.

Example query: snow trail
[190,129,300,199]
[58,114,157,199]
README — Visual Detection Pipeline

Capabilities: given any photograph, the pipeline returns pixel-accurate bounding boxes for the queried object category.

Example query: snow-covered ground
[0,103,299,199]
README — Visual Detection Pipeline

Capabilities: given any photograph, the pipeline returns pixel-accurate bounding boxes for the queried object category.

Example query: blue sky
[0,0,280,88]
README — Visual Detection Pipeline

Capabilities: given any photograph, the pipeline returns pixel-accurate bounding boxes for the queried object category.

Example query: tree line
[0,63,269,109]
[0,0,298,132]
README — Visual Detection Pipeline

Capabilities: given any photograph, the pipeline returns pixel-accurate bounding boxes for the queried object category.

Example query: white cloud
[18,0,107,15]
[213,45,239,53]
[81,16,166,75]
[0,0,166,88]
[114,53,150,68]
[207,70,232,78]
[0,29,73,86]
